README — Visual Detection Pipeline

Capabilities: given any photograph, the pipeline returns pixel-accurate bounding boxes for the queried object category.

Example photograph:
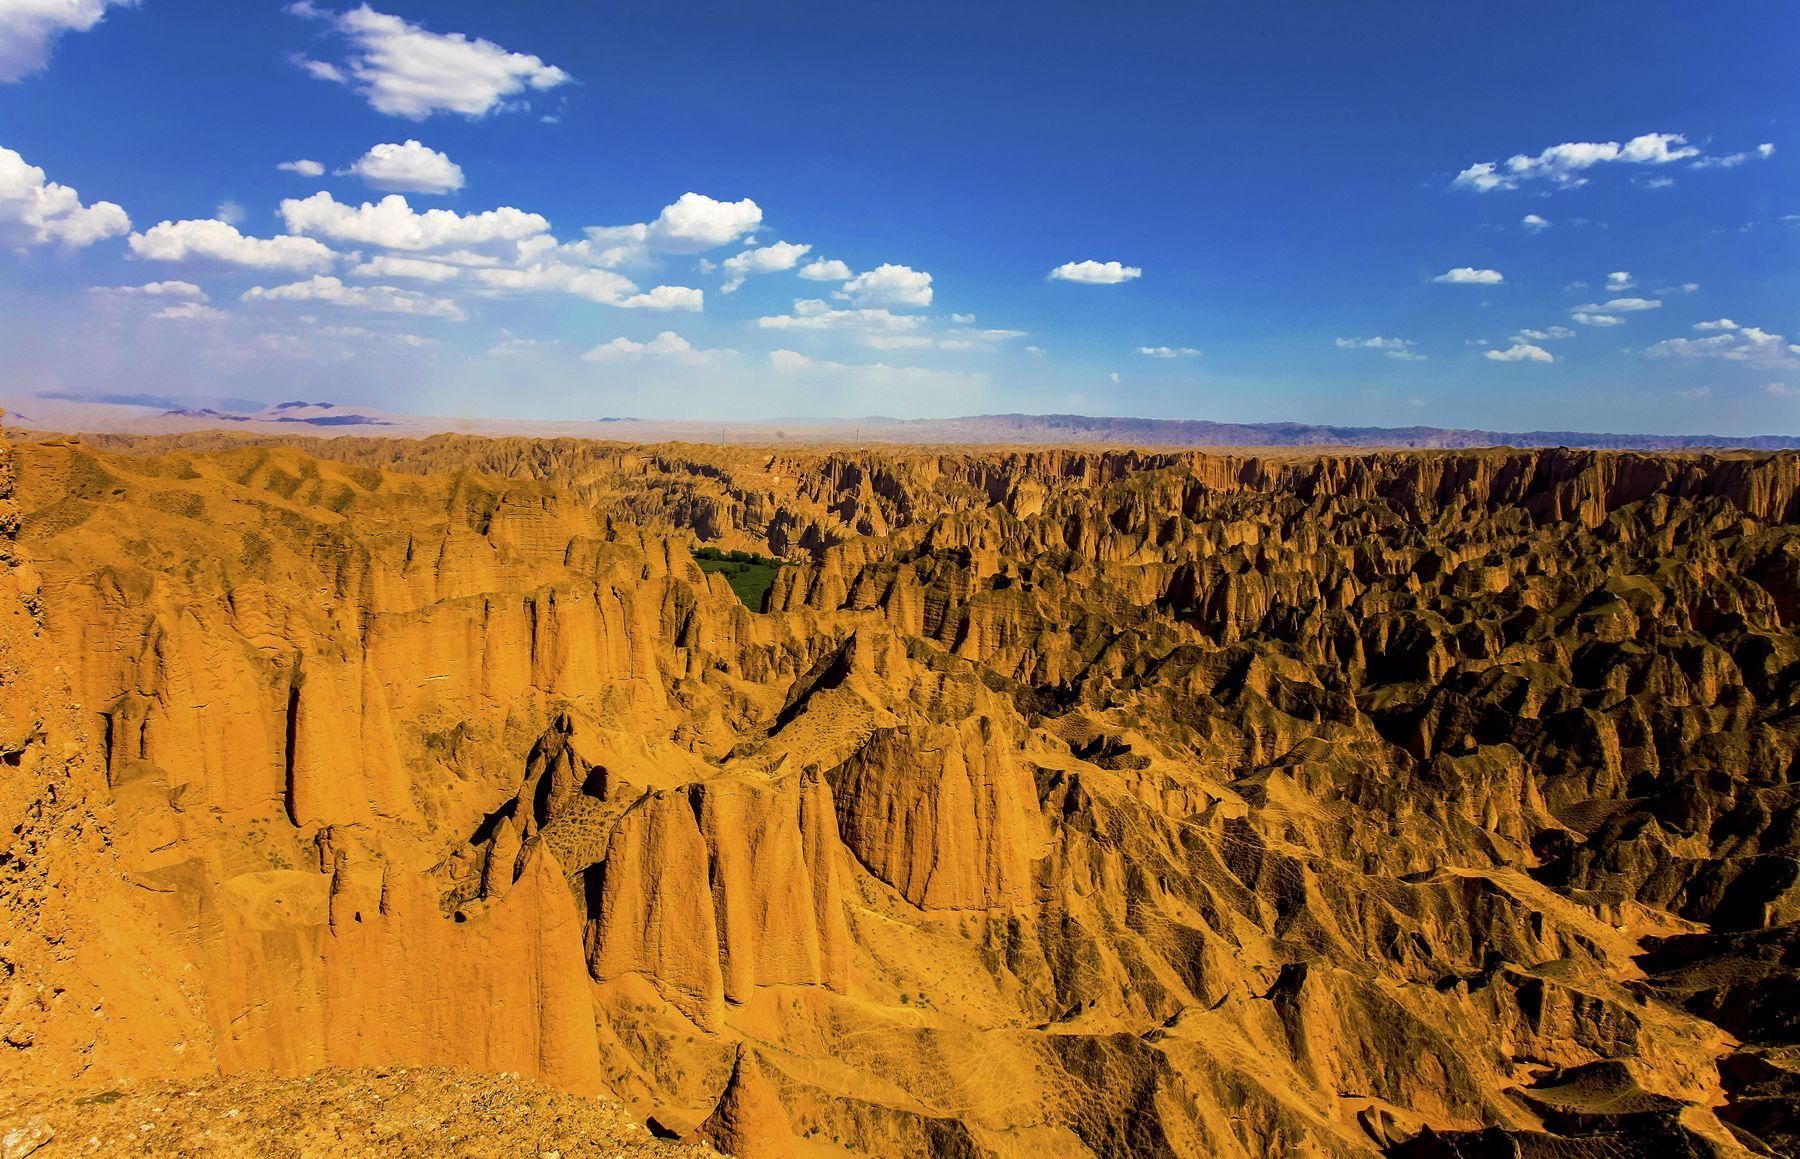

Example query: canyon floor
[2,427,1797,1157]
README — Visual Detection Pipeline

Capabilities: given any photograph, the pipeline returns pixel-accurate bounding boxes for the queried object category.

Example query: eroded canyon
[3,429,1798,1157]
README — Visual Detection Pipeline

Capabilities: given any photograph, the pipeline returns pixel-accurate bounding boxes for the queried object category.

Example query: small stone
[0,1118,52,1159]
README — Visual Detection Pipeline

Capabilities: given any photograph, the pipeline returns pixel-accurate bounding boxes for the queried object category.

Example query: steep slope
[4,431,1798,1157]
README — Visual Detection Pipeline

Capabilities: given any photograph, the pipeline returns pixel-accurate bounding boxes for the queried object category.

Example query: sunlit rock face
[9,430,1800,1158]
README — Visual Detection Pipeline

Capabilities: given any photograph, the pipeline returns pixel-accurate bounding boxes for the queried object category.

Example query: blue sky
[0,0,1795,432]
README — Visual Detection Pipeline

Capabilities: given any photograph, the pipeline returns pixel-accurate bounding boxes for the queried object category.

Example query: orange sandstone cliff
[3,430,1798,1157]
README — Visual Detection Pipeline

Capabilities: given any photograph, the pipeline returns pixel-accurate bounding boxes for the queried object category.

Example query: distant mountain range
[4,393,1796,449]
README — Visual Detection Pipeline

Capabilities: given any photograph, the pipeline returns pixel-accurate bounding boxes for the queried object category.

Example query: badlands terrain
[3,426,1799,1157]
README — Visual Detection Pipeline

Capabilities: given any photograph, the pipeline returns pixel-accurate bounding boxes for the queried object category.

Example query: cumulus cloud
[1690,143,1777,170]
[1693,318,1737,331]
[0,0,131,82]
[242,273,465,318]
[1452,132,1700,192]
[1765,382,1793,398]
[1432,267,1503,285]
[289,3,570,119]
[798,257,851,281]
[278,159,326,177]
[1049,259,1141,284]
[1648,322,1800,369]
[0,144,129,245]
[1572,312,1623,327]
[342,139,463,193]
[580,330,721,363]
[842,262,933,307]
[1605,271,1634,291]
[645,192,761,252]
[938,328,1026,351]
[280,191,547,250]
[1485,342,1554,363]
[720,240,810,292]
[1138,346,1201,358]
[616,284,703,311]
[1513,326,1575,341]
[129,218,335,270]
[1335,336,1414,350]
[1521,214,1550,232]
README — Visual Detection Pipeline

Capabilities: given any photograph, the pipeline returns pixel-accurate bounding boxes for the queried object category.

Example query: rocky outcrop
[8,431,1800,1157]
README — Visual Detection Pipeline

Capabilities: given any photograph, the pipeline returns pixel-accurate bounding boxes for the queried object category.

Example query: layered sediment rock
[6,430,1799,1157]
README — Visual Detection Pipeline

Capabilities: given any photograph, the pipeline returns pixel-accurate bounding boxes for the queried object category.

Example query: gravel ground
[0,1067,722,1158]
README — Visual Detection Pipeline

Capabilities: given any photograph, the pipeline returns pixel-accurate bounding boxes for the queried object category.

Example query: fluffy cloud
[290,3,570,120]
[1138,346,1201,358]
[343,139,464,193]
[616,284,703,311]
[720,240,810,292]
[278,159,325,177]
[1521,214,1550,232]
[1513,326,1574,341]
[757,299,924,333]
[0,144,129,245]
[1693,318,1737,331]
[242,274,465,318]
[1432,267,1503,285]
[1766,382,1793,398]
[842,263,933,308]
[1572,312,1622,327]
[350,253,465,281]
[938,328,1027,351]
[1452,132,1699,192]
[798,257,851,281]
[1605,271,1634,291]
[0,0,130,82]
[90,279,208,299]
[1690,143,1777,170]
[1485,342,1554,363]
[1049,259,1141,284]
[280,191,547,250]
[580,331,721,363]
[645,192,761,252]
[129,218,335,270]
[1647,322,1800,369]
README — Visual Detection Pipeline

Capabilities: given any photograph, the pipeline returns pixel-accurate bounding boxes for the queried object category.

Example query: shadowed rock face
[6,432,1800,1157]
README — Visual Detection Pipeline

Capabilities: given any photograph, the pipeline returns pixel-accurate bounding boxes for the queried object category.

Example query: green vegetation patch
[693,546,783,612]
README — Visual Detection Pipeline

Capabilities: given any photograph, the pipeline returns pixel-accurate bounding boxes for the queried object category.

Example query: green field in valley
[692,547,783,612]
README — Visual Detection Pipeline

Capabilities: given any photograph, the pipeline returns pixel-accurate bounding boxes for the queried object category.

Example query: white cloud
[1648,325,1800,369]
[90,280,207,299]
[154,301,227,322]
[129,218,335,270]
[1485,342,1554,363]
[350,253,464,281]
[1765,382,1793,398]
[580,330,721,364]
[1694,318,1737,331]
[1138,345,1201,358]
[1385,350,1427,362]
[343,139,464,193]
[842,262,933,307]
[1572,312,1623,327]
[798,257,851,281]
[1453,132,1700,192]
[1108,372,1121,383]
[1759,143,1775,159]
[646,192,761,252]
[1692,143,1776,170]
[1572,297,1660,314]
[242,274,465,319]
[617,284,703,311]
[948,312,976,324]
[758,299,924,333]
[0,144,129,245]
[280,191,547,250]
[1433,267,1503,285]
[278,158,326,177]
[1049,259,1141,284]
[1521,214,1550,232]
[1513,326,1574,341]
[0,0,130,82]
[290,3,570,119]
[863,334,934,351]
[720,240,809,292]
[1335,336,1414,351]
[938,328,1026,351]
[1605,271,1634,291]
